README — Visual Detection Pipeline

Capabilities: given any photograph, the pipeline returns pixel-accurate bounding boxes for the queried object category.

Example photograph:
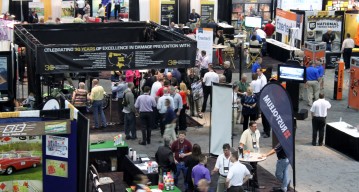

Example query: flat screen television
[278,64,306,83]
[245,17,262,28]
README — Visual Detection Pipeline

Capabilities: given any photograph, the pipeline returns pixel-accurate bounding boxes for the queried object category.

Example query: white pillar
[139,0,150,21]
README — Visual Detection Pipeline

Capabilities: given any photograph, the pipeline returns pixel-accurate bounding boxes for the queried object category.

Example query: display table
[239,152,267,163]
[266,39,300,62]
[326,122,359,161]
[123,155,159,186]
[217,23,234,34]
[126,186,181,192]
[89,140,128,172]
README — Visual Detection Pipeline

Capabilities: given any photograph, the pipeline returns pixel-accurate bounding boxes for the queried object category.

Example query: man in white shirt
[342,33,355,69]
[256,68,267,90]
[151,75,163,98]
[255,27,267,39]
[76,0,85,15]
[200,50,209,78]
[157,88,174,136]
[239,121,261,188]
[310,93,331,146]
[211,143,233,192]
[201,65,219,113]
[97,4,105,22]
[226,151,251,192]
[250,73,261,95]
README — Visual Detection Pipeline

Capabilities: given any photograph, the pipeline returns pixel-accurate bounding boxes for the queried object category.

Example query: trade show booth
[0,107,89,192]
[13,21,196,106]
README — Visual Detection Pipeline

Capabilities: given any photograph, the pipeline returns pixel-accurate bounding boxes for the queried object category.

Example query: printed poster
[61,1,75,19]
[196,28,214,63]
[46,136,68,158]
[0,136,43,192]
[46,159,68,178]
[29,2,44,18]
[0,57,8,91]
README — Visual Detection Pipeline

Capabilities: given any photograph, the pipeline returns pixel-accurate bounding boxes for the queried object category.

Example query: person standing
[264,20,275,38]
[250,73,261,96]
[310,93,331,146]
[163,99,177,142]
[263,144,291,192]
[89,79,107,129]
[135,86,157,145]
[322,29,335,51]
[223,61,232,83]
[106,1,112,20]
[83,1,91,16]
[123,82,137,140]
[170,86,183,133]
[186,69,203,118]
[155,136,176,183]
[191,154,211,191]
[179,83,188,131]
[241,87,257,131]
[211,143,232,192]
[216,30,225,65]
[239,121,261,188]
[97,4,105,22]
[225,151,251,192]
[157,88,175,136]
[342,33,355,69]
[111,75,127,125]
[185,144,202,192]
[199,51,210,78]
[72,82,88,113]
[257,68,267,91]
[251,57,262,74]
[171,131,193,188]
[306,61,320,106]
[201,65,219,113]
[113,0,121,20]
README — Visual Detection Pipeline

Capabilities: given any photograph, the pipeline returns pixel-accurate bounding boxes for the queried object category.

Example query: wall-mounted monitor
[245,17,262,28]
[278,64,306,83]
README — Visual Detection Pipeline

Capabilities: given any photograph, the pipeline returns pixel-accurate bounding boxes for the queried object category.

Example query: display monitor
[245,17,262,28]
[278,64,306,83]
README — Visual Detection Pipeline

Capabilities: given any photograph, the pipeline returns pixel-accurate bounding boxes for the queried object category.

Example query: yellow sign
[200,0,215,5]
[161,0,175,4]
[317,11,329,16]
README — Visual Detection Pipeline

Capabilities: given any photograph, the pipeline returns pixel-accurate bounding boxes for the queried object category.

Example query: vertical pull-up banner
[259,83,294,168]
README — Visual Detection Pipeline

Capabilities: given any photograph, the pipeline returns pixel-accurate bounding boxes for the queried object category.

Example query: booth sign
[0,120,71,137]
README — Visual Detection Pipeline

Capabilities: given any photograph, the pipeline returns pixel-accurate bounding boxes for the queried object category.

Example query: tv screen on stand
[278,64,306,83]
[245,17,262,28]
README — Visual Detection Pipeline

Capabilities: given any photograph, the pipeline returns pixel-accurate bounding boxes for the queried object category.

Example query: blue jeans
[276,158,290,191]
[92,100,107,128]
[174,162,188,187]
[124,112,136,138]
[326,43,332,51]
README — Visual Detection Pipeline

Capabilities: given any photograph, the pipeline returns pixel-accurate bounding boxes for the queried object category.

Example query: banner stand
[333,61,344,100]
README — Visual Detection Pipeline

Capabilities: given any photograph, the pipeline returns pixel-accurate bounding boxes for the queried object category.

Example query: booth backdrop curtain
[178,0,190,24]
[217,0,231,23]
[129,0,139,21]
[9,0,29,22]
[150,0,160,23]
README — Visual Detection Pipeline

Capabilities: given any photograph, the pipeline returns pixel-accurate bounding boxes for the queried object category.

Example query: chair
[223,42,236,69]
[247,43,262,69]
[241,162,255,192]
[90,164,116,192]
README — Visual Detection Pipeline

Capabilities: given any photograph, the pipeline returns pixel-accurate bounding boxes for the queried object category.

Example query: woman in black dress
[185,144,202,192]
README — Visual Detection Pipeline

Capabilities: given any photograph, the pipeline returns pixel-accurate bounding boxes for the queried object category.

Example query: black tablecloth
[267,42,291,62]
[217,26,234,35]
[89,145,128,172]
[325,124,359,161]
[123,155,159,186]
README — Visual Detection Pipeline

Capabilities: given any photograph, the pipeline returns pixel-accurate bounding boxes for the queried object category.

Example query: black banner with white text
[259,83,295,168]
[36,42,196,74]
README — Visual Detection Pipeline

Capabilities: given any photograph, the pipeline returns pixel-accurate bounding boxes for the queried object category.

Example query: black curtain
[217,0,232,24]
[179,0,190,24]
[129,0,140,21]
[9,0,29,22]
